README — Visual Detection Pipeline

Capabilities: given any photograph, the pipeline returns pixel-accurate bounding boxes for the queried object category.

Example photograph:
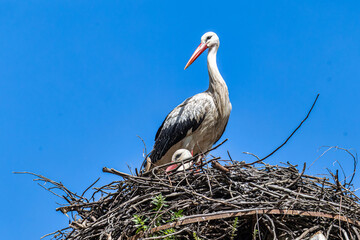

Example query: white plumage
[309,231,326,240]
[145,32,231,169]
[165,149,193,172]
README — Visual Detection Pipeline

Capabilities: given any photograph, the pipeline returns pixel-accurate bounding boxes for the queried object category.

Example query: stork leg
[191,151,204,174]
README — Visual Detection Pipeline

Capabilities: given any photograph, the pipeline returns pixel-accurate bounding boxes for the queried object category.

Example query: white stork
[146,32,231,170]
[165,149,193,172]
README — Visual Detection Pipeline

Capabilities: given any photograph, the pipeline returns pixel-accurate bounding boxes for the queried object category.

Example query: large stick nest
[20,146,360,240]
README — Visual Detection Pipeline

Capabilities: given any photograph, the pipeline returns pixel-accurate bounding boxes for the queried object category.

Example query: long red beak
[184,43,208,70]
[166,164,178,172]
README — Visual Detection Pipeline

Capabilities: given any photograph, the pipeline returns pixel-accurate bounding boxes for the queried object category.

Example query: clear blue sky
[1,1,359,239]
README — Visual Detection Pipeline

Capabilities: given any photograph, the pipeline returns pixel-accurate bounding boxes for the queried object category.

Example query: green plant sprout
[230,217,238,240]
[132,194,184,239]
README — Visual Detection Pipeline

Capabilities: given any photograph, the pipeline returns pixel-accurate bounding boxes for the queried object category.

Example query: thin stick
[246,94,319,166]
[81,177,100,197]
[148,209,360,234]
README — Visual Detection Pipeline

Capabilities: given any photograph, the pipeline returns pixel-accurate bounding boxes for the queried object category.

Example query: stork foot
[191,154,205,174]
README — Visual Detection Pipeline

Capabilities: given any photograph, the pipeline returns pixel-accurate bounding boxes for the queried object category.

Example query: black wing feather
[149,97,207,164]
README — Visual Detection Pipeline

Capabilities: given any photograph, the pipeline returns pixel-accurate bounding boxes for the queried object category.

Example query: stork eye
[206,36,212,41]
[175,153,181,159]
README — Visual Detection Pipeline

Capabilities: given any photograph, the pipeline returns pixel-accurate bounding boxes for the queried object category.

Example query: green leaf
[193,232,203,240]
[132,214,149,234]
[230,217,238,240]
[151,194,168,211]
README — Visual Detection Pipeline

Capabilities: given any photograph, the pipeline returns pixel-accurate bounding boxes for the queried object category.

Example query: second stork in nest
[145,32,231,170]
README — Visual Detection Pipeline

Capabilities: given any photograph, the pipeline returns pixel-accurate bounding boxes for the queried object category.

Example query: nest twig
[15,146,360,240]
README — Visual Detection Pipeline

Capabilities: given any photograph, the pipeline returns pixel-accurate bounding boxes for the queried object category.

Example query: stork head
[184,32,219,70]
[165,149,193,172]
[201,32,220,48]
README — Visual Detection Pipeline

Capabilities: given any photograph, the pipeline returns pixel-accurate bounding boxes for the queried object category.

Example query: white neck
[207,46,230,116]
